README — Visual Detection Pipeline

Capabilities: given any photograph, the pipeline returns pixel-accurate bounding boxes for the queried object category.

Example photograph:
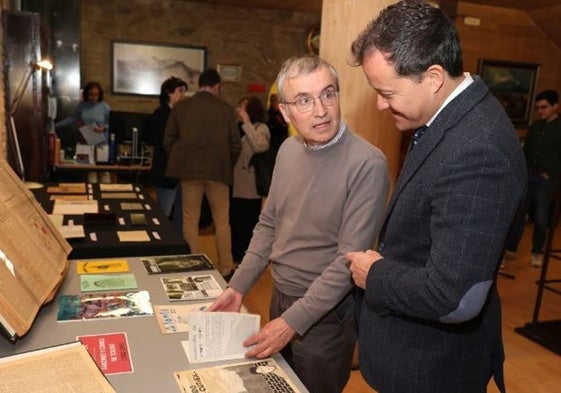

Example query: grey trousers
[270,286,357,393]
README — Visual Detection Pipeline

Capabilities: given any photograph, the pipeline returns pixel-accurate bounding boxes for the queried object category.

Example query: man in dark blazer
[346,1,527,393]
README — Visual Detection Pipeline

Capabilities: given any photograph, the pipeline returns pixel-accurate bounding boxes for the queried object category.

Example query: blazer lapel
[379,76,490,240]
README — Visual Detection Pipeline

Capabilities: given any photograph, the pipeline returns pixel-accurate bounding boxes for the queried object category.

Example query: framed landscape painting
[112,41,206,96]
[478,59,540,126]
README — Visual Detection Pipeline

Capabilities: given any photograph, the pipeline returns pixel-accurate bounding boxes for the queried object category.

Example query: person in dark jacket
[144,76,187,229]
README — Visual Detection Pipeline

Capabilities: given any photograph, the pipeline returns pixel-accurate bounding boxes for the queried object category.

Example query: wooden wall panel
[457,2,561,132]
[321,0,402,183]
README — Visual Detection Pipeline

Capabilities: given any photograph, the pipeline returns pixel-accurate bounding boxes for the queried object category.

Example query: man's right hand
[208,287,244,312]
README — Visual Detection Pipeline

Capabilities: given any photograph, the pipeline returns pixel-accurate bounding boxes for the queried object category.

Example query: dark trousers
[230,197,261,263]
[270,287,357,393]
[507,172,558,253]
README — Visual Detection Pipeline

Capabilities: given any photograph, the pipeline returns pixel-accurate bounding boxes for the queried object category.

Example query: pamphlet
[76,259,130,274]
[79,124,106,146]
[57,290,153,321]
[53,199,98,215]
[120,202,143,210]
[142,254,215,274]
[77,332,133,375]
[117,230,150,242]
[80,273,138,292]
[100,192,138,199]
[99,183,133,192]
[130,213,147,225]
[161,274,222,301]
[153,302,213,334]
[184,311,260,363]
[174,358,301,393]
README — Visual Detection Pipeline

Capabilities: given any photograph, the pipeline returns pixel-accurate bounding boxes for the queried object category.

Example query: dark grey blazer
[359,76,527,393]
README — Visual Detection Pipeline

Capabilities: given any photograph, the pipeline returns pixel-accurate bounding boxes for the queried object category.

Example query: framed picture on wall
[478,59,540,126]
[112,41,206,96]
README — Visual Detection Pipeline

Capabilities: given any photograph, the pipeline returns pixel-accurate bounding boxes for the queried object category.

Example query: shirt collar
[305,120,346,150]
[426,72,474,127]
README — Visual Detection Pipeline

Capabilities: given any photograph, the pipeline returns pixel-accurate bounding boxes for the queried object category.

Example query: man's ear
[426,65,445,94]
[278,104,292,124]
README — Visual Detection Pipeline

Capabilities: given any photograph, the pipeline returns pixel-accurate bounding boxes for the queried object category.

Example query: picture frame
[478,59,540,126]
[216,63,242,82]
[112,41,206,96]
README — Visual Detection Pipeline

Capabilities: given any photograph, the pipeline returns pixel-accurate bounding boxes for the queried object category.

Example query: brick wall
[81,0,320,113]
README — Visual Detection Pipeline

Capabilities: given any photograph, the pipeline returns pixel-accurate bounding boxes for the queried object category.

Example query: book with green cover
[80,274,138,292]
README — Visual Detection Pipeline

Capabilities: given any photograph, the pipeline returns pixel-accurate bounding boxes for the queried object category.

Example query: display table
[52,161,151,183]
[31,183,190,259]
[0,257,308,393]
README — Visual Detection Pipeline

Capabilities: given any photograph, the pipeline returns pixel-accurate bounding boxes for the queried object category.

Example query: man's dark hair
[159,76,188,106]
[198,68,221,88]
[351,0,463,80]
[82,81,104,101]
[535,89,559,105]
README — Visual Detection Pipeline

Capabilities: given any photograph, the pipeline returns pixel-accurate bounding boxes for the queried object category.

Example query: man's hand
[208,287,243,312]
[346,249,383,289]
[243,317,296,359]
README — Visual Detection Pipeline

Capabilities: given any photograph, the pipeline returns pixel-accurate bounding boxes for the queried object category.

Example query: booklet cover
[174,358,301,393]
[57,290,153,321]
[142,254,215,275]
[77,332,133,375]
[80,274,138,292]
[161,275,222,301]
[153,303,213,334]
[76,260,130,274]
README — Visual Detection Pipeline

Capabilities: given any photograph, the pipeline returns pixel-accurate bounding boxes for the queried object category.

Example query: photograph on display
[142,254,215,274]
[161,275,222,301]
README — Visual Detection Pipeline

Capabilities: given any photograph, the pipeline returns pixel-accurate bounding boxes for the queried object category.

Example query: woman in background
[230,96,270,264]
[55,81,110,142]
[144,76,187,230]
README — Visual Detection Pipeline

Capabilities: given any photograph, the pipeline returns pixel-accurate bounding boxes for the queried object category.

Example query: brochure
[77,332,133,375]
[80,273,138,292]
[161,274,222,301]
[57,290,153,321]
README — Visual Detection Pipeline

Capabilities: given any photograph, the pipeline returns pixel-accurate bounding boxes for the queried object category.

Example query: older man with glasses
[209,54,389,393]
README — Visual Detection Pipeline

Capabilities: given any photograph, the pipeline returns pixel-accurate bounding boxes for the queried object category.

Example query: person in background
[267,93,289,150]
[504,89,561,268]
[209,54,389,393]
[346,2,526,392]
[144,76,187,230]
[164,69,241,280]
[55,81,110,142]
[230,96,270,264]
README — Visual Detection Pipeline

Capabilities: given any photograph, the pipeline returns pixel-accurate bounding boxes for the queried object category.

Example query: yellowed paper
[117,230,150,242]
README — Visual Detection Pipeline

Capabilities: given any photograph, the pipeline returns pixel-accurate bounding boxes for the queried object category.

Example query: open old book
[0,341,116,392]
[0,159,71,339]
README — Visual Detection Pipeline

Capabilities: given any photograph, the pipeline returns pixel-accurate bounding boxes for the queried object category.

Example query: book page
[0,341,116,393]
[174,358,301,393]
[184,311,260,363]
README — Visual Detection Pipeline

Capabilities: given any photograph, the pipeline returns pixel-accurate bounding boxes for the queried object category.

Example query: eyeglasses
[282,89,339,113]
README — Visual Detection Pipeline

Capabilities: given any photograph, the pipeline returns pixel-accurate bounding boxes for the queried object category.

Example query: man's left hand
[243,317,295,359]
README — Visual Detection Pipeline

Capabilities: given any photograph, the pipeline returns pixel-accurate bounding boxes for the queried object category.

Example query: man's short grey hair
[277,54,340,102]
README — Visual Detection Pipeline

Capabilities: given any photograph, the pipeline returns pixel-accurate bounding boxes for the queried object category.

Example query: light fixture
[8,58,53,186]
